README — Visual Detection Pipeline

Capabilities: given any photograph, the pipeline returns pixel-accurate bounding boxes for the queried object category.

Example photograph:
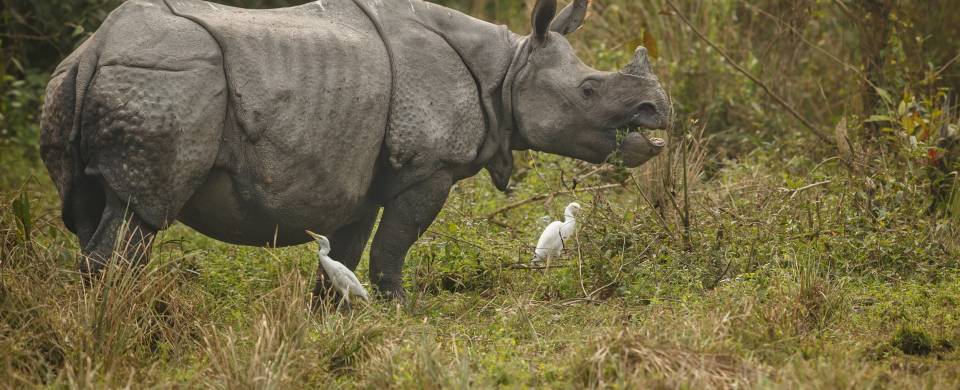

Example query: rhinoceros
[40,0,670,299]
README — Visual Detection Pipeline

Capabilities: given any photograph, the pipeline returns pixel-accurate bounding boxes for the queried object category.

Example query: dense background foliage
[1,0,959,387]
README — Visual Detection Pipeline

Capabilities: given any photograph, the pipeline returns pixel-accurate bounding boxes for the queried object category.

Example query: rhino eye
[579,79,600,99]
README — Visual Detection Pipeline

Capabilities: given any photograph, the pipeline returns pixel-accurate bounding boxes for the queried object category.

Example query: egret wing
[535,221,564,259]
[343,268,369,299]
[558,220,577,242]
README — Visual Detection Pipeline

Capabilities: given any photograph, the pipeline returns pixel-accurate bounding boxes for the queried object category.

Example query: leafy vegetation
[2,0,959,387]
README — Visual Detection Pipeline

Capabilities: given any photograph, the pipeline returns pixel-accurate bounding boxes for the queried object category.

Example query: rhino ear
[531,0,557,41]
[550,0,589,35]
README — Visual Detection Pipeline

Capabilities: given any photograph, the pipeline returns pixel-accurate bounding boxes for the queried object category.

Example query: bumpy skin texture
[40,0,671,298]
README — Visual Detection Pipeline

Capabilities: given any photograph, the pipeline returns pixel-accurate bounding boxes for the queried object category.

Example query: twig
[681,133,691,250]
[486,183,622,219]
[711,252,734,288]
[505,262,571,270]
[920,50,960,85]
[575,229,588,297]
[630,175,677,240]
[424,230,494,254]
[585,241,653,299]
[810,156,841,175]
[551,297,603,307]
[663,0,832,144]
[786,230,839,240]
[488,218,512,229]
[829,0,857,21]
[739,1,875,89]
[779,180,832,198]
[0,32,59,41]
[574,165,613,183]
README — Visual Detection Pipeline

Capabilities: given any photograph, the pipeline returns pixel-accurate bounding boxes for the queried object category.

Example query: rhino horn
[621,46,653,77]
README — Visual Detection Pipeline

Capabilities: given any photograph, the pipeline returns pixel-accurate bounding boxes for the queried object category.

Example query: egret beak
[305,230,323,241]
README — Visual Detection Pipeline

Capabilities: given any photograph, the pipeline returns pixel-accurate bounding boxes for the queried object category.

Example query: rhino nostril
[636,102,658,118]
[629,102,660,127]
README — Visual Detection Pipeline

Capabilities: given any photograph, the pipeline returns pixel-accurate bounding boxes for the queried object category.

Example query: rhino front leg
[312,209,379,307]
[369,172,454,299]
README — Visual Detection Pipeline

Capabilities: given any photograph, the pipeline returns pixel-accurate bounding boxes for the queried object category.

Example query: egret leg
[312,210,379,306]
[369,172,453,299]
[332,287,352,312]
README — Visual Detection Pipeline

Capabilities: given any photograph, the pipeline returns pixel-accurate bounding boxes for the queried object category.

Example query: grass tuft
[891,326,935,356]
[574,330,756,389]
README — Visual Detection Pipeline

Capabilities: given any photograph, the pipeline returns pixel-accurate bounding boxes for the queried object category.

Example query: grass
[2,0,960,387]
[2,123,959,388]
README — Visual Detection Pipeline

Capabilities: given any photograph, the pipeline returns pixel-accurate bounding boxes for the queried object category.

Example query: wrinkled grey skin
[40,0,670,299]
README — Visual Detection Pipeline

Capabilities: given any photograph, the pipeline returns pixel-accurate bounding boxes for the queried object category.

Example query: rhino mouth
[606,127,665,168]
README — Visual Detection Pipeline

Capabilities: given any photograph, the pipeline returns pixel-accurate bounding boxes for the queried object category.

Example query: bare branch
[486,183,623,220]
[663,0,833,144]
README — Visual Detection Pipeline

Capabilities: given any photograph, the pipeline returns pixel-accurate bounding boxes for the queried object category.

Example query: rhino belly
[177,167,378,247]
[170,0,391,246]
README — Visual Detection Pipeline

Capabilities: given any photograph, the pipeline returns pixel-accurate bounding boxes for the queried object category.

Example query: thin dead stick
[574,165,614,183]
[505,262,571,270]
[486,183,622,219]
[921,50,960,85]
[488,218,512,229]
[779,180,832,198]
[664,0,832,144]
[575,229,588,298]
[551,297,603,307]
[630,175,677,240]
[586,241,653,299]
[740,1,875,89]
[424,229,494,254]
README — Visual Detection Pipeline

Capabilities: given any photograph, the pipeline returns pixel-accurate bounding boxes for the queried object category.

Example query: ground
[1,127,958,387]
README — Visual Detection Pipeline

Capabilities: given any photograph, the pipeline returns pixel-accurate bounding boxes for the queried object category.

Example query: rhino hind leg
[68,174,106,247]
[312,209,380,307]
[78,181,157,276]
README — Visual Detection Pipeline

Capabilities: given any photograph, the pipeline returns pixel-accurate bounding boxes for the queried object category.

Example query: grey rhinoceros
[40,0,670,299]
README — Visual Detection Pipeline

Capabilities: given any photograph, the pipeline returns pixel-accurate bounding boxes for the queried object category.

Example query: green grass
[2,131,959,388]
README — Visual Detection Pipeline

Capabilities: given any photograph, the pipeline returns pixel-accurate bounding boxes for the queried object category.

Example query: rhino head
[510,0,670,168]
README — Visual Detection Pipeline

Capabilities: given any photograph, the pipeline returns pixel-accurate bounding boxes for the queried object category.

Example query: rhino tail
[39,35,104,236]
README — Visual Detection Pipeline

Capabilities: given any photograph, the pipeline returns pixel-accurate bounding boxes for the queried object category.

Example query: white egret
[306,231,369,307]
[532,202,581,264]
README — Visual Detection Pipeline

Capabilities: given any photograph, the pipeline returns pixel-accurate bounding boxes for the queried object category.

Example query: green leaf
[865,115,893,123]
[874,87,894,106]
[12,192,32,242]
